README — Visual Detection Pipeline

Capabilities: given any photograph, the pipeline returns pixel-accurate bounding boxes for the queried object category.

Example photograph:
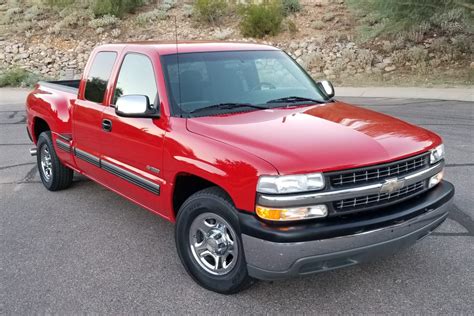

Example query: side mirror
[115,95,159,118]
[316,80,335,99]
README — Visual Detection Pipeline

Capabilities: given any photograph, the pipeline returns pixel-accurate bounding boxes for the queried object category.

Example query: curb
[336,87,473,102]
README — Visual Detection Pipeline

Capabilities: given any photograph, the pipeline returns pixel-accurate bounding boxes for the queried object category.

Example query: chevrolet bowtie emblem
[380,178,405,194]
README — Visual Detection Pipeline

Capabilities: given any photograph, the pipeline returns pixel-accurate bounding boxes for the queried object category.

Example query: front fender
[162,119,278,215]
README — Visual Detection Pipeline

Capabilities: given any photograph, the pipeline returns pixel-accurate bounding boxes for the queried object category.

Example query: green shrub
[193,0,228,24]
[0,68,40,87]
[347,0,473,39]
[239,2,283,38]
[92,0,145,17]
[281,0,301,16]
[42,0,146,17]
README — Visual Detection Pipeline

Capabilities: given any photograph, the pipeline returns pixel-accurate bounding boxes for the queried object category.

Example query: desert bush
[92,0,145,17]
[405,30,424,43]
[193,0,228,24]
[161,0,176,11]
[42,0,146,17]
[431,37,451,54]
[0,68,40,87]
[407,46,428,64]
[17,21,33,32]
[111,28,121,37]
[239,1,283,38]
[390,50,408,66]
[136,8,167,26]
[59,8,94,28]
[306,51,324,71]
[281,0,301,16]
[182,4,193,17]
[431,7,472,35]
[214,28,234,40]
[286,20,298,34]
[341,48,357,61]
[322,12,335,22]
[332,59,346,76]
[24,5,43,21]
[88,14,119,28]
[360,12,379,26]
[311,20,324,30]
[357,49,374,67]
[47,23,61,34]
[347,0,473,40]
[451,34,473,54]
[37,20,50,29]
[0,7,21,24]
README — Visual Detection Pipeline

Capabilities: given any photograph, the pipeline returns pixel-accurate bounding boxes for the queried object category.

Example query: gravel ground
[1,92,473,314]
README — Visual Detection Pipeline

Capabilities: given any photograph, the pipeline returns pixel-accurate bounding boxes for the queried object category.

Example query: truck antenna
[174,15,183,118]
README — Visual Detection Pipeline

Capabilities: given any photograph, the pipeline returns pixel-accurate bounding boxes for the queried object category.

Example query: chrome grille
[333,181,426,213]
[330,154,429,188]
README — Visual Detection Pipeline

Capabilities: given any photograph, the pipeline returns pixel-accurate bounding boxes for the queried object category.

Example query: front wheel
[175,187,255,294]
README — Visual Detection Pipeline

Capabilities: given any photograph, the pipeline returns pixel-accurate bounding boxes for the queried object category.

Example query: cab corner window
[84,51,117,103]
[113,53,158,106]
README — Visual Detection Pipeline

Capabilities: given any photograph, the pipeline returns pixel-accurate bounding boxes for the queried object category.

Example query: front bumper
[240,181,454,280]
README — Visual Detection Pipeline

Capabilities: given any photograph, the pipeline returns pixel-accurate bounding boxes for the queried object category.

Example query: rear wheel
[175,187,255,294]
[37,131,73,191]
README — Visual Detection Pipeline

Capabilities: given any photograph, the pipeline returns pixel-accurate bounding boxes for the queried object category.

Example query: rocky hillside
[0,0,472,87]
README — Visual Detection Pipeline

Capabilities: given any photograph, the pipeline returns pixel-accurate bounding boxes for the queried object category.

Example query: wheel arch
[172,172,235,220]
[32,116,51,143]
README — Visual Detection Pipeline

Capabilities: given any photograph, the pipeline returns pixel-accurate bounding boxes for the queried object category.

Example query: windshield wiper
[266,96,325,104]
[190,103,268,115]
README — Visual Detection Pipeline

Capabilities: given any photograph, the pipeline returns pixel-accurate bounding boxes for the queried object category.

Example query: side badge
[146,165,160,174]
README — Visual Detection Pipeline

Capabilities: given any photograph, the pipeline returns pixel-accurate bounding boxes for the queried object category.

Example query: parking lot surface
[1,91,473,314]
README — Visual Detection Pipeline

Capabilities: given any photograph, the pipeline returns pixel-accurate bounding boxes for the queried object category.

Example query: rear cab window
[84,51,117,103]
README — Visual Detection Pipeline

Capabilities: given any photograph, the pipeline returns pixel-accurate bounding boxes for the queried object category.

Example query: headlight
[256,204,328,221]
[257,173,325,194]
[430,144,444,164]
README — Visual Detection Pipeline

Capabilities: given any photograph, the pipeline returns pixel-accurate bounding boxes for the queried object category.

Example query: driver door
[99,51,167,214]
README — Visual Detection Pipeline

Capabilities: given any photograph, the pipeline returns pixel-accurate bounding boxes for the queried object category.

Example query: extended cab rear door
[99,48,167,215]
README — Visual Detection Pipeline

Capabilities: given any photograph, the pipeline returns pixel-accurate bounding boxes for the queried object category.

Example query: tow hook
[29,148,37,156]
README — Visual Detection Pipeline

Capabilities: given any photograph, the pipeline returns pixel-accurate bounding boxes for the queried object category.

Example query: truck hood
[186,102,441,175]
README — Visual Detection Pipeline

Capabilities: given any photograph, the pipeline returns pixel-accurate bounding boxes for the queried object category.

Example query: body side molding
[72,147,160,195]
[56,138,71,152]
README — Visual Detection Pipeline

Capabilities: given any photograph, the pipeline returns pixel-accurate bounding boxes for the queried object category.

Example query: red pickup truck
[26,41,454,294]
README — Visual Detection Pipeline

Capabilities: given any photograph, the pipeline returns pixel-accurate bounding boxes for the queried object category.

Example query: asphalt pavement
[1,90,473,314]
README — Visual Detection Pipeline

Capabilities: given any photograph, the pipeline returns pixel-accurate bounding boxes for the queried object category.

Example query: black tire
[175,187,255,294]
[37,131,73,191]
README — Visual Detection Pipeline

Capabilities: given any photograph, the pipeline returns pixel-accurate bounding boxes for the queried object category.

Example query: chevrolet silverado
[25,41,454,294]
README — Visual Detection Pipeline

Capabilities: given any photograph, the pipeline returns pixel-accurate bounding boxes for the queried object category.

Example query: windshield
[161,50,328,116]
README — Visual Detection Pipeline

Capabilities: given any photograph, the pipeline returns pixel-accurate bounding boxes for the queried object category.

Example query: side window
[113,54,158,105]
[84,52,117,103]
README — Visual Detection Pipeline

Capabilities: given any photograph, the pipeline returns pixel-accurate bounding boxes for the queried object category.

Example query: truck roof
[96,41,280,55]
